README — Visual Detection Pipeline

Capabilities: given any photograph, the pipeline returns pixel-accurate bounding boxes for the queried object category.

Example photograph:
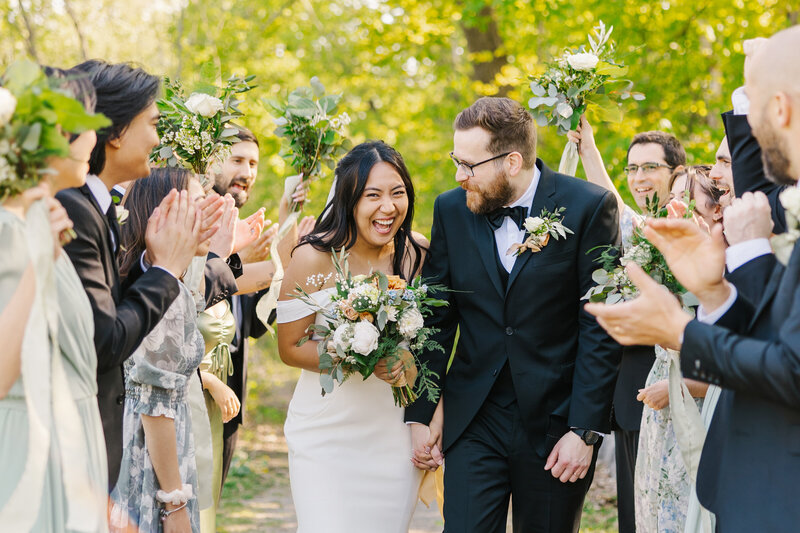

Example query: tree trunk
[16,0,40,62]
[460,4,510,96]
[63,0,88,61]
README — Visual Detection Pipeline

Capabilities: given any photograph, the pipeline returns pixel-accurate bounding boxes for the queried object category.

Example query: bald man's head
[745,26,800,185]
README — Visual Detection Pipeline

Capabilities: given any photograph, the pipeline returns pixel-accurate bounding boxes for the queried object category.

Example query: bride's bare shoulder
[282,243,335,297]
[411,231,430,248]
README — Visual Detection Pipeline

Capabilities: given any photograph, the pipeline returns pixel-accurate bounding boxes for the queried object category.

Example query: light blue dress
[0,203,107,532]
[110,282,205,532]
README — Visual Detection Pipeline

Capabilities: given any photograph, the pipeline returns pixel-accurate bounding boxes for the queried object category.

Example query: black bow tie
[486,206,527,231]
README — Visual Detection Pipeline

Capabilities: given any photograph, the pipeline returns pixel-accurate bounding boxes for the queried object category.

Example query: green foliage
[1,1,795,231]
[151,73,256,177]
[0,60,110,199]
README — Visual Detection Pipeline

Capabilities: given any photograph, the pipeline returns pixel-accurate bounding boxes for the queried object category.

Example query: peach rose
[340,302,359,321]
[359,312,374,323]
[386,275,407,291]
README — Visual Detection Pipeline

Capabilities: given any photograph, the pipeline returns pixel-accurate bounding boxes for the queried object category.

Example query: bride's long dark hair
[299,141,425,279]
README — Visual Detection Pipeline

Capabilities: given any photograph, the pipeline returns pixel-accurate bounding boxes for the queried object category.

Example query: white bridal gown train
[277,288,422,533]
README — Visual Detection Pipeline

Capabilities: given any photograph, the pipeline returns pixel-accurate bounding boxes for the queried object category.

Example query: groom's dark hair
[72,60,160,176]
[454,97,537,170]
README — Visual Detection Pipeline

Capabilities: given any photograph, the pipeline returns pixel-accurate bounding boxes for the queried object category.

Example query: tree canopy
[2,0,796,232]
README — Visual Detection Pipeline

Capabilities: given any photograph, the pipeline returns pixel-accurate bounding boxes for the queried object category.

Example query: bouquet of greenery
[0,61,110,200]
[151,74,256,183]
[264,76,351,212]
[295,250,447,407]
[582,193,698,309]
[527,21,643,176]
[256,77,352,328]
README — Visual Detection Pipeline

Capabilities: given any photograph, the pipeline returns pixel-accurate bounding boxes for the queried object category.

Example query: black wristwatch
[571,428,600,446]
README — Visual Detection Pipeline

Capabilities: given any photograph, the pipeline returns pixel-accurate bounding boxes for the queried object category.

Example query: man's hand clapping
[722,191,774,245]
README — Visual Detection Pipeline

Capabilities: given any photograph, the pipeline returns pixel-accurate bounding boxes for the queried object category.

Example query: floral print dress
[110,283,205,532]
[634,345,704,533]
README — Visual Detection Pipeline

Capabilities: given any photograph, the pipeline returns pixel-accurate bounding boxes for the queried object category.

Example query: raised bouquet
[151,74,256,183]
[527,20,643,176]
[256,77,352,328]
[295,249,447,407]
[582,193,698,309]
[0,61,109,200]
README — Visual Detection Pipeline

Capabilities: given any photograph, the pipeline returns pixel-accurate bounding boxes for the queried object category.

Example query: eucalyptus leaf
[592,268,610,284]
[320,372,335,394]
[528,96,559,109]
[530,82,545,96]
[310,76,326,97]
[21,122,42,151]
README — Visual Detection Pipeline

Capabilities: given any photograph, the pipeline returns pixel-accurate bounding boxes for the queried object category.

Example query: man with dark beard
[586,26,800,532]
[406,97,621,532]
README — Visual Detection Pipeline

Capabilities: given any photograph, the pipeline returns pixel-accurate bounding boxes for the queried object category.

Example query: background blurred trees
[2,0,797,232]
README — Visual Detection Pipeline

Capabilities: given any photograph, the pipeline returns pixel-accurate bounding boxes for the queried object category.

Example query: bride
[276,141,429,532]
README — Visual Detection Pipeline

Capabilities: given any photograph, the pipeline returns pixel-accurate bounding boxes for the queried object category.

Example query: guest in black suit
[406,97,622,532]
[56,61,205,490]
[586,28,800,532]
[568,117,688,533]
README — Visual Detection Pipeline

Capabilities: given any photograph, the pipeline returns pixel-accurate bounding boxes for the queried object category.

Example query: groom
[406,97,621,532]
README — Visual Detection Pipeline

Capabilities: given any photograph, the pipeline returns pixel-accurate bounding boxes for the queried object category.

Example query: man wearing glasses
[568,116,685,533]
[406,96,621,532]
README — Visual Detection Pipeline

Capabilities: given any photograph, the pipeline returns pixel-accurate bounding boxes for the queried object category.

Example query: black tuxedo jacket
[405,160,622,456]
[57,185,180,488]
[223,290,269,439]
[611,344,655,431]
[681,245,800,531]
[722,111,787,233]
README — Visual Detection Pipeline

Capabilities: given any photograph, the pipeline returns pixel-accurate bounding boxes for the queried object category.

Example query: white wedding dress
[277,288,422,532]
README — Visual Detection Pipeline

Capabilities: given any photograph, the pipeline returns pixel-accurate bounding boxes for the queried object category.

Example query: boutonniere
[117,205,129,226]
[771,188,800,266]
[507,206,573,256]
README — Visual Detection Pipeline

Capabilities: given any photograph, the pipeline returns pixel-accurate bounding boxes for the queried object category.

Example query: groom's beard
[464,168,515,215]
[754,118,797,186]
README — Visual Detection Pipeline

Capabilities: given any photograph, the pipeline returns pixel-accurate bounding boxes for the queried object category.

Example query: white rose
[567,53,599,71]
[332,323,354,352]
[523,216,545,234]
[350,320,380,356]
[184,93,224,118]
[0,87,17,127]
[779,187,800,216]
[398,307,424,338]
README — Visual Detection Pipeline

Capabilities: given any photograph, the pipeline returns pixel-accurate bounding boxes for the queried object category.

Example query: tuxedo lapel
[506,161,557,292]
[470,209,505,299]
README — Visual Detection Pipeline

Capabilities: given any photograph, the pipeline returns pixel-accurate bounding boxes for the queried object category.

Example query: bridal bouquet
[0,61,109,200]
[151,74,256,183]
[527,20,644,175]
[294,250,446,407]
[582,193,698,308]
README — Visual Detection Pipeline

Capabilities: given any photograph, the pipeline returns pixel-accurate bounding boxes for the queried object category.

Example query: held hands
[145,190,201,277]
[637,379,670,410]
[585,263,692,350]
[410,400,444,472]
[722,191,774,245]
[544,430,593,483]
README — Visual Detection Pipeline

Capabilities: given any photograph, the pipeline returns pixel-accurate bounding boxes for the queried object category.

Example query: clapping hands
[145,190,202,277]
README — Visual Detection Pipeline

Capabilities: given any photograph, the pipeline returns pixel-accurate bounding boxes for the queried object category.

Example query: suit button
[116,394,124,405]
[492,369,498,376]
[505,327,514,336]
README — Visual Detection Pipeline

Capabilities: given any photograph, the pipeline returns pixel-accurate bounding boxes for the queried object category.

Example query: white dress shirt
[85,174,116,251]
[494,166,541,272]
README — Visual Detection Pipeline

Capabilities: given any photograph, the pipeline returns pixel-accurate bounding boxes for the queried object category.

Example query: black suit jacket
[56,185,180,488]
[223,290,269,439]
[611,344,655,431]
[722,111,787,233]
[405,160,622,456]
[681,245,800,531]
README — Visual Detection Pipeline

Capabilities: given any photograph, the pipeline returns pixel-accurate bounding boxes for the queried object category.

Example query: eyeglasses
[624,162,674,176]
[449,152,511,177]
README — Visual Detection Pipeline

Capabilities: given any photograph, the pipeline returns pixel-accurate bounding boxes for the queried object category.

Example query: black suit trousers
[614,428,639,533]
[443,380,598,533]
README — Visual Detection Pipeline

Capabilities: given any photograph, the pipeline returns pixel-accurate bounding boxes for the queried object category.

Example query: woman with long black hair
[276,141,429,532]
